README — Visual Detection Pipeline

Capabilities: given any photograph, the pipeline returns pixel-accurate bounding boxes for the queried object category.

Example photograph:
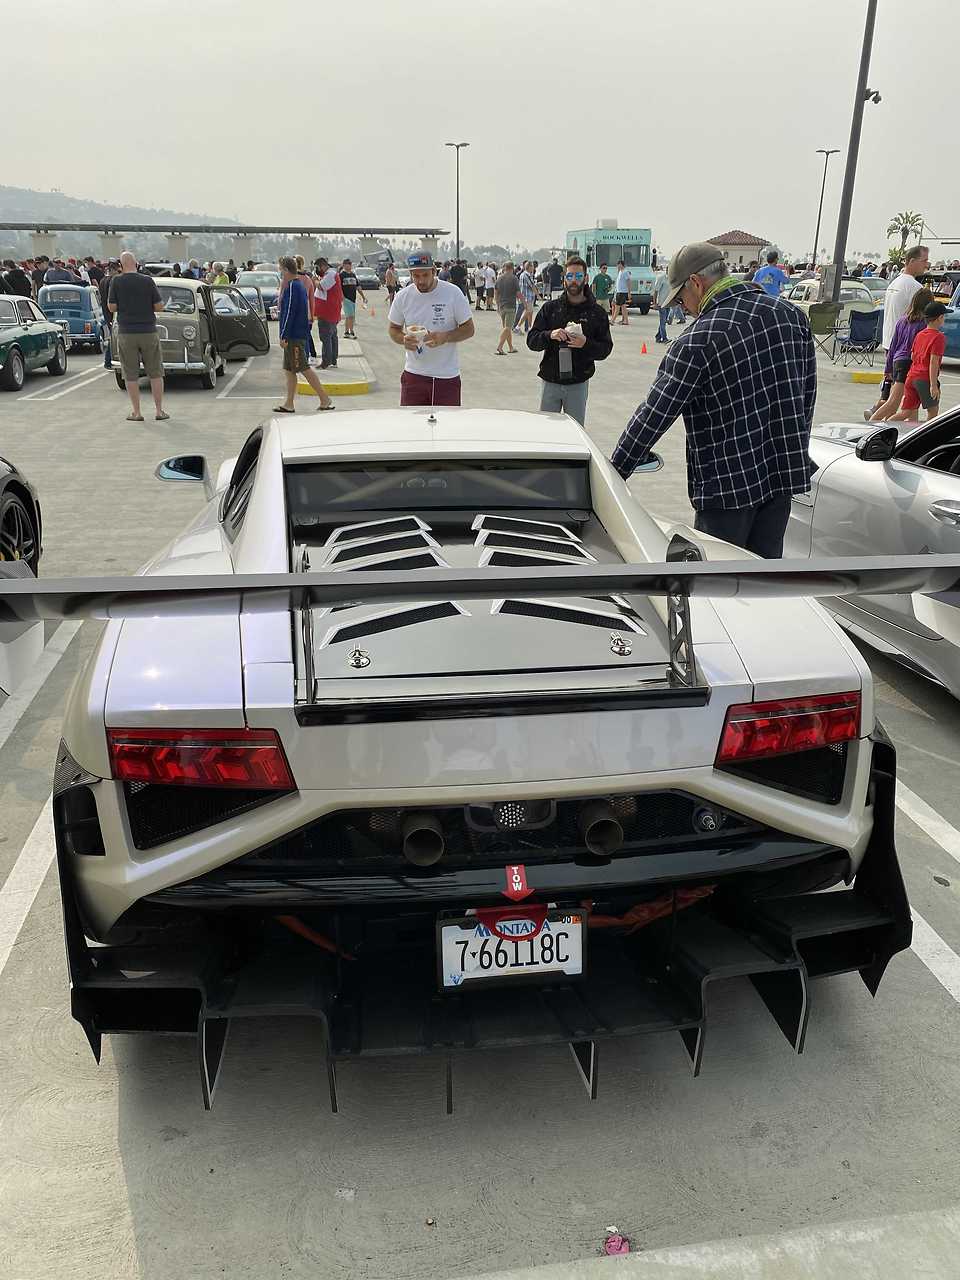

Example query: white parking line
[216,359,250,399]
[0,803,54,979]
[29,368,112,402]
[0,621,81,754]
[16,366,104,402]
[910,910,960,1003]
[897,782,960,867]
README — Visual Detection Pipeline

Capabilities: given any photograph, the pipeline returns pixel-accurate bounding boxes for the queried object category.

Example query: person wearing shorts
[274,256,334,412]
[494,263,520,354]
[338,259,366,339]
[107,251,168,421]
[385,263,399,304]
[866,287,933,422]
[892,302,948,423]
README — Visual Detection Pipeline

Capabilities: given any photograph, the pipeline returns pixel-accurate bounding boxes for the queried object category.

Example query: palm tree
[886,211,924,253]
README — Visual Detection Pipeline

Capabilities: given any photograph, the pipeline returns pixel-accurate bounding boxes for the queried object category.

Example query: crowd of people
[6,234,956,563]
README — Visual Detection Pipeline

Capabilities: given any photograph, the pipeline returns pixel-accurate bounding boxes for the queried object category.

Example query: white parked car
[786,278,879,326]
[2,408,932,1111]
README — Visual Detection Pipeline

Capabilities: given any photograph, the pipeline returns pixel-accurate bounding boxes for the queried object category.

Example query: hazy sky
[9,0,958,259]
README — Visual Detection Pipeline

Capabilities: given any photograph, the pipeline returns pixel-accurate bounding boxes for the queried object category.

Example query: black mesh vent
[125,783,287,851]
[499,599,636,630]
[343,552,442,572]
[482,532,589,558]
[478,516,575,539]
[330,533,431,564]
[234,791,762,872]
[721,744,848,805]
[330,517,423,544]
[327,602,460,645]
[485,550,579,568]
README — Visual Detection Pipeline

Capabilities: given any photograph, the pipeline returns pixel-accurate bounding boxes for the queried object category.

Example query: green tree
[886,211,924,253]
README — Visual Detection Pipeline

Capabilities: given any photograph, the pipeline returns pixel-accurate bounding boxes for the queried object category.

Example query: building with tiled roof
[707,230,771,266]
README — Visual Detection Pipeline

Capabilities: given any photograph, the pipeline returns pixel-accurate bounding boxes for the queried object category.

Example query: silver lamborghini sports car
[786,405,960,697]
[2,408,942,1111]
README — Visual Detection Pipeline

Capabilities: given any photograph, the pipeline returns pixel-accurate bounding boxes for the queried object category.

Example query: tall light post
[444,142,469,264]
[812,149,839,269]
[829,0,880,302]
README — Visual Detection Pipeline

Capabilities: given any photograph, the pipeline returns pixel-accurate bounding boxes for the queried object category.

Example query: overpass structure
[0,223,448,263]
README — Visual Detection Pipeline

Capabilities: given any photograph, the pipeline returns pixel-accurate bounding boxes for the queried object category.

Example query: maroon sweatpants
[400,370,462,406]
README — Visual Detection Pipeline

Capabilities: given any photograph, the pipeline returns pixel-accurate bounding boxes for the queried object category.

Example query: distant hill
[0,185,238,228]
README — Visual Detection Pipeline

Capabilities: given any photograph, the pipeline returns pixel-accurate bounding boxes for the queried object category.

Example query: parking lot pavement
[3,309,960,1280]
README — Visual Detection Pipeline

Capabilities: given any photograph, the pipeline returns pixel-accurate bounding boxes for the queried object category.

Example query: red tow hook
[275,914,355,960]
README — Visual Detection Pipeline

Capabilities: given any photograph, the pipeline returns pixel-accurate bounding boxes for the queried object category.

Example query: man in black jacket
[526,254,612,425]
[2,261,34,297]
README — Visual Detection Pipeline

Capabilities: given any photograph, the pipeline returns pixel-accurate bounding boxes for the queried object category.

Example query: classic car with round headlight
[1,408,936,1112]
[110,278,269,391]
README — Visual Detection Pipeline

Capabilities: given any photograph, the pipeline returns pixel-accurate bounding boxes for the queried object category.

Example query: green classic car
[0,295,68,391]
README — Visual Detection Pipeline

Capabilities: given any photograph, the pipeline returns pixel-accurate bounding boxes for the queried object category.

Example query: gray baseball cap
[662,241,725,308]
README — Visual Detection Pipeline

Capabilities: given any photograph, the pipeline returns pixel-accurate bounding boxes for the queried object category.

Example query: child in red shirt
[893,302,948,422]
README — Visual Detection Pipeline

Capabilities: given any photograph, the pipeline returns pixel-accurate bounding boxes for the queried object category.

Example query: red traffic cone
[640,342,648,354]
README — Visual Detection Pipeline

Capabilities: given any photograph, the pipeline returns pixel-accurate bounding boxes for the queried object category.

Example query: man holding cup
[526,254,612,426]
[387,251,475,406]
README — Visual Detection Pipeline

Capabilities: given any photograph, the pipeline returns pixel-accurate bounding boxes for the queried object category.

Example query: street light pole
[829,0,880,302]
[812,149,839,269]
[444,142,469,263]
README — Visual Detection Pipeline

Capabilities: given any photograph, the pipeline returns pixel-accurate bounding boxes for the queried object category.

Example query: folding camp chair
[807,302,842,360]
[834,308,883,367]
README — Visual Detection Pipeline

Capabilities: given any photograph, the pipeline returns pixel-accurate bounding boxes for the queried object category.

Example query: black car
[0,455,41,574]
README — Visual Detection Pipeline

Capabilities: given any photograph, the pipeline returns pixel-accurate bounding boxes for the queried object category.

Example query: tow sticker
[502,863,533,902]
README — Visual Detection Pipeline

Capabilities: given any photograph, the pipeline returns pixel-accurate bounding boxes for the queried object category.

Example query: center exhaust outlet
[401,813,446,866]
[579,801,625,858]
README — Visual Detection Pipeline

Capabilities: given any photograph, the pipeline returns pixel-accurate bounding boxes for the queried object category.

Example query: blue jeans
[656,306,668,341]
[316,319,338,367]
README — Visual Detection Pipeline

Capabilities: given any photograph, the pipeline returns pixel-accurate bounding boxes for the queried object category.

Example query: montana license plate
[438,908,585,991]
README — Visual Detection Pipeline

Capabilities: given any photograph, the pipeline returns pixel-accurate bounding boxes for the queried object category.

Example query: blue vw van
[37,284,106,352]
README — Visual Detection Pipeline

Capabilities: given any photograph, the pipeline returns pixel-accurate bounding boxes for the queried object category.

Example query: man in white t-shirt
[612,260,633,325]
[882,244,929,349]
[483,262,496,310]
[869,243,929,416]
[388,251,475,405]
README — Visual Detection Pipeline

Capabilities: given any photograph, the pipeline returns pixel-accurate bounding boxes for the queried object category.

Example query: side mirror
[633,452,664,474]
[855,426,898,462]
[155,454,213,499]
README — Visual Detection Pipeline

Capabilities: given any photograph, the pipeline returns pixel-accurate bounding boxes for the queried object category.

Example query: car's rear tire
[639,304,650,316]
[114,369,126,391]
[200,355,217,389]
[0,489,40,574]
[93,336,103,354]
[46,340,67,376]
[0,349,25,391]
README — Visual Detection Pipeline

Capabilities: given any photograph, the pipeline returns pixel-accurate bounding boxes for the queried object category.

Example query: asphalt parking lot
[3,303,960,1280]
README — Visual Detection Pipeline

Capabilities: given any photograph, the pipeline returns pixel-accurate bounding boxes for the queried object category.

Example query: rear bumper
[55,732,910,1110]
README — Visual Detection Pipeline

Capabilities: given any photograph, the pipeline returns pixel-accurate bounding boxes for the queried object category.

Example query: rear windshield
[237,272,279,287]
[0,298,18,326]
[285,460,591,518]
[41,289,82,305]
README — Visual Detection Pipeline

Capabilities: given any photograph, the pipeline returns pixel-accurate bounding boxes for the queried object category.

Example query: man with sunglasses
[526,254,612,425]
[611,242,816,559]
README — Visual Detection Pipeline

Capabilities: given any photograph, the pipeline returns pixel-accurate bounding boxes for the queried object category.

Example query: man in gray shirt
[495,262,521,354]
[108,251,168,421]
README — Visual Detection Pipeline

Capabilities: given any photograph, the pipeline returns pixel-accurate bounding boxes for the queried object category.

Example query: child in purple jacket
[867,287,934,421]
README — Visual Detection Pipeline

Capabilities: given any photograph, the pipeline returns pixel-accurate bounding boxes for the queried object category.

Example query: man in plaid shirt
[612,242,816,557]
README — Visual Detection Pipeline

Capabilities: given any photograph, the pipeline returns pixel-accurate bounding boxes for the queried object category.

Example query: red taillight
[716,692,861,764]
[107,727,294,789]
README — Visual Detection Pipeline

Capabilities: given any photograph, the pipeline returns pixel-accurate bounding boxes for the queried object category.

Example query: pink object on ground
[603,1233,630,1255]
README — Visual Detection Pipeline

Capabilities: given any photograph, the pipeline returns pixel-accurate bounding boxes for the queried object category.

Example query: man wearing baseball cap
[387,252,475,405]
[611,241,816,558]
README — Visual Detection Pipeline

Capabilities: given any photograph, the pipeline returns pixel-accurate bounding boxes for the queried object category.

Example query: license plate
[437,908,585,991]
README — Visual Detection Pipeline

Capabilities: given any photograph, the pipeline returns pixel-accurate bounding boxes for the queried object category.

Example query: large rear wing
[3,547,960,693]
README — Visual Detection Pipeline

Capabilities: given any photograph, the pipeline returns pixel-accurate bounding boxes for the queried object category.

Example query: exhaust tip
[401,813,446,867]
[579,801,625,858]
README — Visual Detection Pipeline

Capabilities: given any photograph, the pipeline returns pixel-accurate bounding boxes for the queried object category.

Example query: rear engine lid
[297,513,672,688]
